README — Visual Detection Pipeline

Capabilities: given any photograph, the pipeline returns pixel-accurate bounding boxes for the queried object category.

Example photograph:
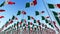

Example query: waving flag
[0,16,4,19]
[0,1,5,7]
[52,11,60,26]
[35,11,40,16]
[48,4,54,9]
[32,0,37,6]
[25,2,31,8]
[48,4,60,9]
[41,16,45,20]
[17,10,21,15]
[22,11,26,15]
[0,9,5,12]
[8,1,15,5]
[28,16,31,20]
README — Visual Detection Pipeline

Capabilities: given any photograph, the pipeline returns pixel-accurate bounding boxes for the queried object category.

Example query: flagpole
[41,0,55,29]
[42,0,53,23]
[41,0,58,34]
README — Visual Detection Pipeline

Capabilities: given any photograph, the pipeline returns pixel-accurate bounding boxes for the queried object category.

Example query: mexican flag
[48,4,60,9]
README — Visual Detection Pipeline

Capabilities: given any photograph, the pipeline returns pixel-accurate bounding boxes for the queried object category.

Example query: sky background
[0,0,60,31]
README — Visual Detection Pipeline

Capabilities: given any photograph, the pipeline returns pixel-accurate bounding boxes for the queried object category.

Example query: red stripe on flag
[0,9,5,12]
[57,4,60,8]
[33,0,37,6]
[0,16,4,18]
[8,1,15,5]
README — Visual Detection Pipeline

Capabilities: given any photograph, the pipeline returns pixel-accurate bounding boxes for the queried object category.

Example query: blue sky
[0,0,60,31]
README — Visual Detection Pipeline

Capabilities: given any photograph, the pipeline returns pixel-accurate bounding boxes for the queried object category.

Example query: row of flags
[1,10,59,32]
[47,2,60,33]
[0,0,60,34]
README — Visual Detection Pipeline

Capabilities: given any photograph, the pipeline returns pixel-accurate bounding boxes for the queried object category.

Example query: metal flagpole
[41,0,59,34]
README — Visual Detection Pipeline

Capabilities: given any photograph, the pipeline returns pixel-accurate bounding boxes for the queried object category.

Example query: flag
[15,17,18,20]
[34,19,36,23]
[52,11,60,25]
[45,19,49,23]
[30,16,34,20]
[28,22,30,25]
[0,16,4,19]
[49,23,54,28]
[9,20,13,24]
[9,19,11,21]
[17,10,21,15]
[48,4,54,9]
[45,25,47,28]
[35,11,39,16]
[41,11,45,13]
[48,4,60,9]
[0,9,5,12]
[28,22,30,30]
[32,0,37,6]
[37,20,41,25]
[55,4,60,8]
[52,11,58,16]
[0,1,5,7]
[25,2,30,8]
[14,23,16,29]
[8,1,15,5]
[41,16,45,20]
[55,17,60,25]
[45,16,50,18]
[28,16,31,20]
[5,21,9,27]
[22,11,26,15]
[12,16,15,20]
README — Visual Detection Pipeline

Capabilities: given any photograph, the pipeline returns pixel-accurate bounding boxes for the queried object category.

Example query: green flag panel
[48,4,54,9]
[35,11,39,16]
[25,2,30,8]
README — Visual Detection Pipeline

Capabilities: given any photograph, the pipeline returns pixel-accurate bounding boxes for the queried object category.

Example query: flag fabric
[49,23,54,28]
[0,16,4,19]
[17,10,21,15]
[25,2,31,8]
[8,1,15,5]
[12,16,15,20]
[30,16,34,20]
[13,23,16,30]
[55,4,60,8]
[37,20,41,25]
[35,11,39,16]
[28,16,31,20]
[34,19,36,23]
[52,11,60,25]
[9,20,13,24]
[32,0,37,6]
[0,9,5,12]
[22,11,26,15]
[48,4,54,9]
[5,21,9,27]
[25,0,37,8]
[0,1,5,7]
[41,16,45,20]
[48,4,60,9]
[45,19,49,23]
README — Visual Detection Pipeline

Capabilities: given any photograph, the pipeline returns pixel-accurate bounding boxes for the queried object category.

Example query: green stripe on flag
[35,11,39,16]
[48,4,54,9]
[41,16,45,20]
[25,2,30,8]
[17,10,21,15]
